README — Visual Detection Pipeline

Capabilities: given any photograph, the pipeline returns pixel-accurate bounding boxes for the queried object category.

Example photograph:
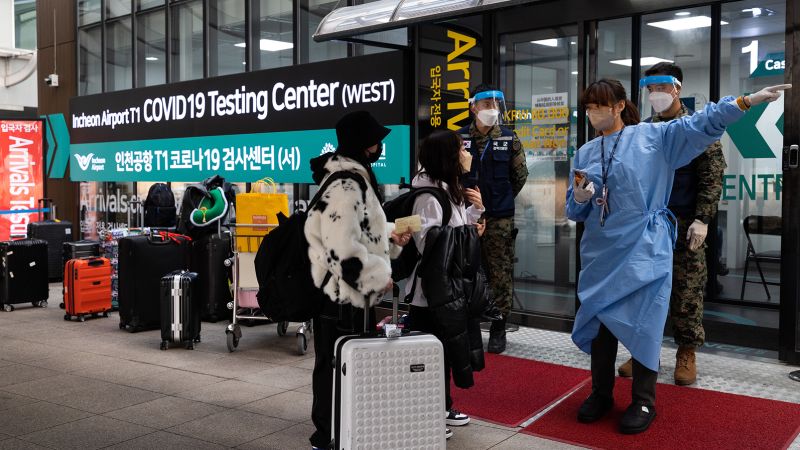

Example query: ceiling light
[570,41,577,45]
[571,71,578,75]
[235,39,294,52]
[675,12,691,16]
[646,16,728,31]
[145,56,158,61]
[609,57,674,67]
[531,38,558,47]
[742,7,762,17]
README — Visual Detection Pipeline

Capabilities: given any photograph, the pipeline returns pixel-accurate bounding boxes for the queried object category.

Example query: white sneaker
[446,409,470,426]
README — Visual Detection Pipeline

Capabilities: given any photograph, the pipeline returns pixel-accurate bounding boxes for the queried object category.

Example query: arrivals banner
[0,120,45,240]
[69,51,411,183]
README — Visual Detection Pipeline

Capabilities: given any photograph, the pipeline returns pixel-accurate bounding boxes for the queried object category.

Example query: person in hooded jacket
[305,110,411,450]
[406,129,488,439]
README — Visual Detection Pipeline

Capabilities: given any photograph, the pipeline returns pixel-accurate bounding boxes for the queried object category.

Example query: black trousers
[309,301,374,449]
[409,305,452,411]
[591,324,658,407]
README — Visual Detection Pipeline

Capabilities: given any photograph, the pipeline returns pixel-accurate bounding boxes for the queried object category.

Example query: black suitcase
[0,239,49,311]
[28,221,72,281]
[190,231,232,322]
[160,270,200,350]
[118,232,191,332]
[63,240,101,266]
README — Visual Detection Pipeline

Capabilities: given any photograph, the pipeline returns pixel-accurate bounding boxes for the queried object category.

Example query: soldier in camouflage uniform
[618,63,726,385]
[459,84,528,354]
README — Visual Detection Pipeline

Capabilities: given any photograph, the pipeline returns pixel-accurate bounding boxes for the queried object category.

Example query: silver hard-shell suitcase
[332,285,446,450]
[159,270,200,350]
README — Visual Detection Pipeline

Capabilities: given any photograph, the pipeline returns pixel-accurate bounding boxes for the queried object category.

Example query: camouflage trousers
[670,216,707,347]
[481,217,516,317]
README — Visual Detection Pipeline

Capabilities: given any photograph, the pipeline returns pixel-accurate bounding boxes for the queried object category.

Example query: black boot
[487,318,506,354]
[619,402,656,434]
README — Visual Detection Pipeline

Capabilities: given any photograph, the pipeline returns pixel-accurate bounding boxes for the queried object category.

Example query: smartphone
[573,169,588,187]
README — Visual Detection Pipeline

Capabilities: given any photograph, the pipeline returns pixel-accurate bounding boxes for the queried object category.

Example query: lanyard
[600,127,625,187]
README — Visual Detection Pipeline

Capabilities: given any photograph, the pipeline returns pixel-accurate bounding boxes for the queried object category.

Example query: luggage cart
[224,223,312,354]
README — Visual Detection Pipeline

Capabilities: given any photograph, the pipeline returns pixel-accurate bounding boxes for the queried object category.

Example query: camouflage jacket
[650,103,727,218]
[467,122,528,196]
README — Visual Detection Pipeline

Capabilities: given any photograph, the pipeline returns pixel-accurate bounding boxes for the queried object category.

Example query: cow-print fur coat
[305,155,402,309]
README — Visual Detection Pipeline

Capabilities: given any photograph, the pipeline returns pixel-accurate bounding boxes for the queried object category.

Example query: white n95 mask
[648,92,674,113]
[476,109,500,126]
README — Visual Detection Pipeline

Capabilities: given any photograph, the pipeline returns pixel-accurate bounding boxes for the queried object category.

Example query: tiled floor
[0,284,797,449]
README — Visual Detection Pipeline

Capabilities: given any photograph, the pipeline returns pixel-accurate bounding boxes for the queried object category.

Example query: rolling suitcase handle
[366,283,402,339]
[37,198,56,221]
[128,200,143,229]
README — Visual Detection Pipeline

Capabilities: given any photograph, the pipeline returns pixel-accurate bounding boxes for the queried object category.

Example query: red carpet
[449,354,590,427]
[523,378,800,450]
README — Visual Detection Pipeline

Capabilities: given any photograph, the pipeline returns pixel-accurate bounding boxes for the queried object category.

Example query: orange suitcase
[63,257,112,322]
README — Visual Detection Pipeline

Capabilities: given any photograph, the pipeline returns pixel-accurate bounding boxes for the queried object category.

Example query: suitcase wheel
[59,302,65,309]
[119,322,125,329]
[63,314,71,321]
[277,321,288,337]
[185,341,195,350]
[193,335,201,343]
[297,333,308,355]
[102,312,109,318]
[160,341,168,351]
[3,304,14,312]
[78,316,85,322]
[226,332,239,352]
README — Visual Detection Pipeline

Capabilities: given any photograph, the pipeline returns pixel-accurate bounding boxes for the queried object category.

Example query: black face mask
[366,143,383,164]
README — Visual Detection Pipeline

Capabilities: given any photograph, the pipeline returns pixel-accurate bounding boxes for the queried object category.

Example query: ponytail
[621,99,640,126]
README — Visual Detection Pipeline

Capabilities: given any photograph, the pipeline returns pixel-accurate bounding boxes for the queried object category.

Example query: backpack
[382,186,452,282]
[143,183,177,227]
[254,171,368,322]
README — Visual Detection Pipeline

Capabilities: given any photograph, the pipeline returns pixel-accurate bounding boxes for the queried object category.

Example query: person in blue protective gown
[566,78,790,435]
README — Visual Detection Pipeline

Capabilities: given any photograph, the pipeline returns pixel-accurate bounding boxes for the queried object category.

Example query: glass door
[499,26,579,318]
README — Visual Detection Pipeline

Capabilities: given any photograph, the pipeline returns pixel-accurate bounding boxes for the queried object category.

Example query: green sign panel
[751,52,785,78]
[725,96,784,159]
[70,125,411,183]
[42,113,71,179]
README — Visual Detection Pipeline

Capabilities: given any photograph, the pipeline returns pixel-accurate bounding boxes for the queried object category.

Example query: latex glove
[747,84,792,106]
[573,180,595,204]
[687,219,708,251]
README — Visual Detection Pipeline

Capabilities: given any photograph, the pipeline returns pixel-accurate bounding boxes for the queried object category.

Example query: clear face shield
[470,90,507,127]
[639,75,681,116]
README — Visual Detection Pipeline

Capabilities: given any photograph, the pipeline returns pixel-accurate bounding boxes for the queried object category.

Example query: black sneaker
[446,409,470,426]
[445,428,453,439]
[577,393,614,423]
[619,402,657,434]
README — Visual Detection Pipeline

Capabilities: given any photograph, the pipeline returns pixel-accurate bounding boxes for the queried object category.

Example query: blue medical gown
[566,98,744,371]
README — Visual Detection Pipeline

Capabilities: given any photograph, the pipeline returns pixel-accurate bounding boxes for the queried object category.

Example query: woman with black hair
[568,79,788,434]
[407,129,487,440]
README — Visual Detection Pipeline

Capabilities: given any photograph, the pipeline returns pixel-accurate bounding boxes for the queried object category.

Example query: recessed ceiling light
[235,39,294,52]
[609,57,674,67]
[647,16,728,31]
[145,56,158,61]
[570,41,577,45]
[531,39,558,47]
[571,71,578,75]
[675,12,691,16]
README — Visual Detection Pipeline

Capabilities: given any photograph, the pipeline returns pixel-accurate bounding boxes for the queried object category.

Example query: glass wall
[137,10,166,86]
[640,6,711,116]
[305,0,348,63]
[106,18,134,92]
[13,0,36,50]
[171,0,205,82]
[500,27,579,317]
[78,0,102,26]
[78,26,102,95]
[718,0,786,305]
[210,0,246,76]
[597,18,631,94]
[254,0,293,70]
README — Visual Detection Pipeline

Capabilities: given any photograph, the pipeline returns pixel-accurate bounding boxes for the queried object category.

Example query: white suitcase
[332,286,446,450]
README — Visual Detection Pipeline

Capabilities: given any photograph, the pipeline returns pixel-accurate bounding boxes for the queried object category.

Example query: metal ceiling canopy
[313,0,538,42]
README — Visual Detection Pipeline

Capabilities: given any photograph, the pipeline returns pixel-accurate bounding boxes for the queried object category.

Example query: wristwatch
[695,215,712,225]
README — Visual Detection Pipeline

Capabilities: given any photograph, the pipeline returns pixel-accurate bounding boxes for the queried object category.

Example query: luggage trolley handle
[37,198,56,221]
[128,200,143,229]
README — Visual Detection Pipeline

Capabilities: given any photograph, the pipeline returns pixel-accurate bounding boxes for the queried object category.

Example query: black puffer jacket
[418,224,489,388]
